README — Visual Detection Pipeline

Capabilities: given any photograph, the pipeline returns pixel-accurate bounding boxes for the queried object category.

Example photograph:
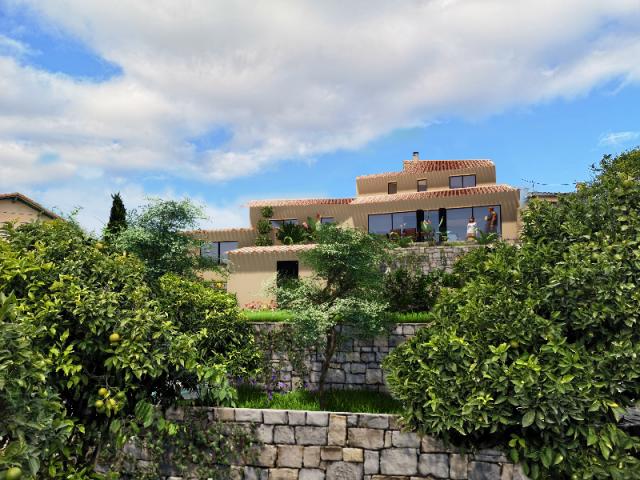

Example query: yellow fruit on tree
[6,467,22,480]
[94,399,104,409]
[98,387,108,397]
[116,391,126,400]
[108,398,117,408]
[109,333,121,343]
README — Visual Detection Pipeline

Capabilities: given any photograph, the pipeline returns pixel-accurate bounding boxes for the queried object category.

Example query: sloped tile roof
[351,184,518,205]
[357,159,494,180]
[0,192,60,219]
[228,244,315,255]
[246,198,354,207]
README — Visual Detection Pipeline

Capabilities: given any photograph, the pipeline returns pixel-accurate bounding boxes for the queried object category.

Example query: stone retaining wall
[253,323,425,392]
[154,407,525,480]
[391,244,480,274]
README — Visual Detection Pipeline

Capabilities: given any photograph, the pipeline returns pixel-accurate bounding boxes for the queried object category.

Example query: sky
[0,0,639,233]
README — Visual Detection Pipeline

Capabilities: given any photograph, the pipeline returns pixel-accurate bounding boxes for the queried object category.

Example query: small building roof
[350,184,518,205]
[246,198,354,208]
[228,244,315,255]
[0,192,60,219]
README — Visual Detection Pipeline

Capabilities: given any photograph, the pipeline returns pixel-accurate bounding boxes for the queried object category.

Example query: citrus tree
[384,148,640,478]
[0,220,244,478]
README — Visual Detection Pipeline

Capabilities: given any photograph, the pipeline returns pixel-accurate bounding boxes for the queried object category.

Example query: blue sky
[0,1,639,232]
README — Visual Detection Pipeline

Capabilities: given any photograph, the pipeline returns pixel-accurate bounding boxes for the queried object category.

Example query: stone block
[274,426,296,444]
[346,373,366,384]
[388,416,403,430]
[419,453,449,478]
[361,353,376,362]
[450,454,469,479]
[263,410,288,425]
[321,446,343,461]
[421,435,447,453]
[257,424,274,443]
[215,407,235,422]
[328,414,347,446]
[364,450,379,474]
[392,431,420,448]
[501,464,514,480]
[384,431,392,448]
[277,445,304,468]
[243,466,267,480]
[359,414,389,429]
[269,468,299,480]
[304,446,321,467]
[380,448,418,476]
[469,461,501,480]
[343,448,364,463]
[296,426,328,445]
[327,369,346,383]
[348,428,385,449]
[307,412,329,426]
[253,445,277,467]
[350,363,366,374]
[289,411,306,425]
[326,461,363,480]
[300,468,325,480]
[235,408,263,423]
[474,449,508,463]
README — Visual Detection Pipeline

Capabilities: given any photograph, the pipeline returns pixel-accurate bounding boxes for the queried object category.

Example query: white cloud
[0,0,639,194]
[598,130,640,146]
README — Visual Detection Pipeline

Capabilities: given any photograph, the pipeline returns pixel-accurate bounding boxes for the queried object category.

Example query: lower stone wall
[157,407,525,480]
[253,323,425,392]
[392,244,480,274]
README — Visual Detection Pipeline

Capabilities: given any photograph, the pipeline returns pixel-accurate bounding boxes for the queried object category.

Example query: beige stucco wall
[0,198,53,225]
[356,164,496,196]
[226,249,313,307]
[191,228,256,248]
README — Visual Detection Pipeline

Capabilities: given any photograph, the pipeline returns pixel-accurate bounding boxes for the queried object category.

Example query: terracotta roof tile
[0,192,60,219]
[351,184,517,205]
[247,198,353,207]
[357,159,494,180]
[228,244,315,255]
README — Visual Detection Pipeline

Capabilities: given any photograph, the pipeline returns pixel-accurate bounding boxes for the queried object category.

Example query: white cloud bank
[0,0,639,229]
[599,131,640,146]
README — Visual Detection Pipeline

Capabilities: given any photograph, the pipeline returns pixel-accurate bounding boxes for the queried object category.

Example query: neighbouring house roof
[357,159,494,180]
[189,227,255,234]
[0,192,60,219]
[246,198,354,208]
[350,184,518,205]
[228,244,315,255]
[526,191,560,198]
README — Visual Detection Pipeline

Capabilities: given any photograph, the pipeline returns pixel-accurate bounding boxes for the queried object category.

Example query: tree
[0,220,248,478]
[277,225,389,398]
[105,192,127,237]
[113,198,210,281]
[384,148,640,479]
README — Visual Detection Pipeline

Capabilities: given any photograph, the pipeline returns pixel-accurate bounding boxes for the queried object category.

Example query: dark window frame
[276,260,299,286]
[449,174,477,189]
[270,218,299,228]
[320,217,335,224]
[200,240,239,265]
[387,182,398,194]
[417,179,428,192]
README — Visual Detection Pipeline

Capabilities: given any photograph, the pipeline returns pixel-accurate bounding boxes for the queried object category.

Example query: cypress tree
[106,192,127,237]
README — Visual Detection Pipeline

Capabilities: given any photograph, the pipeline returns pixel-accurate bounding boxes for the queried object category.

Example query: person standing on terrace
[466,216,478,241]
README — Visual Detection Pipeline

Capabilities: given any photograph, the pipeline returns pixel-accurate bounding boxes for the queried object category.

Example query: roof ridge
[0,192,60,219]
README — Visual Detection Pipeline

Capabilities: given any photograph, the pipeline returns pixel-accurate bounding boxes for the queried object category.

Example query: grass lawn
[236,386,403,414]
[241,309,430,324]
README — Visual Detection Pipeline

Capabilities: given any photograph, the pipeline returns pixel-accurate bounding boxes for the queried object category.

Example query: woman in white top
[466,216,478,241]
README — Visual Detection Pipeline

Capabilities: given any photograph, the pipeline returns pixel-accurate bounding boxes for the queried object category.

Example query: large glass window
[201,241,239,264]
[392,211,417,234]
[476,205,501,235]
[320,217,335,224]
[270,218,298,228]
[368,214,392,234]
[445,207,473,241]
[449,175,476,189]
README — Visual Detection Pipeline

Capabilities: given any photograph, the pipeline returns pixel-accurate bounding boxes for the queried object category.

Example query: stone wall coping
[217,406,401,419]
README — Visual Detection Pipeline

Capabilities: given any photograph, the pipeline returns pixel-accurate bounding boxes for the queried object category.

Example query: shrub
[384,149,640,479]
[256,218,272,235]
[0,220,240,478]
[383,267,455,313]
[276,222,310,245]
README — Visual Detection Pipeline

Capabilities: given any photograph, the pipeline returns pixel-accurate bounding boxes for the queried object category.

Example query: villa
[194,152,520,306]
[0,192,59,226]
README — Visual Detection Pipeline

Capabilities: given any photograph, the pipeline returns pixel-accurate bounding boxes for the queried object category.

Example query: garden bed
[237,386,403,414]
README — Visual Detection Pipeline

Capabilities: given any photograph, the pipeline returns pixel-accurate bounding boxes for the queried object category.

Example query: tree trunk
[318,326,338,408]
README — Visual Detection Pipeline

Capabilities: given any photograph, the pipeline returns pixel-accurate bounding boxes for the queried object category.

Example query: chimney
[412,151,419,160]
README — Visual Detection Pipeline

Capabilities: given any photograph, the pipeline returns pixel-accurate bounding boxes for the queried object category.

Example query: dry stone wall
[253,323,424,392]
[391,244,480,274]
[151,407,525,480]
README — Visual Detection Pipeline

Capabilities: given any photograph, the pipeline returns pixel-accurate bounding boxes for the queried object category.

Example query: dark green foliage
[384,149,640,478]
[260,206,274,219]
[113,198,209,281]
[105,192,127,237]
[277,225,390,396]
[256,218,272,235]
[383,268,455,313]
[0,220,242,478]
[157,274,261,378]
[255,206,274,246]
[276,222,310,244]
